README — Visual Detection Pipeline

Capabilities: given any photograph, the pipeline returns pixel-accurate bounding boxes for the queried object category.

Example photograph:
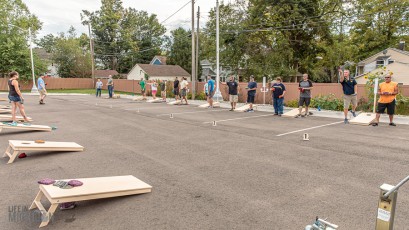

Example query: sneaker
[273,113,279,116]
[229,109,234,111]
[344,118,349,124]
[371,123,378,126]
[248,109,254,113]
[301,114,305,118]
[351,111,356,117]
[9,121,18,126]
[278,114,282,117]
[389,122,396,126]
[294,114,301,118]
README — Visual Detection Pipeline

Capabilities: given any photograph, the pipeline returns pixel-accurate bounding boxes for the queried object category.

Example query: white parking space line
[156,109,226,116]
[276,121,344,137]
[124,106,173,111]
[203,114,275,124]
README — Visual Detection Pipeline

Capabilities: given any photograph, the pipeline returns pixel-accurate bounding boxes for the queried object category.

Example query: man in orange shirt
[371,74,398,126]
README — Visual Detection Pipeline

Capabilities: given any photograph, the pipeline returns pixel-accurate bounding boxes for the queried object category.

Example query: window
[388,60,394,64]
[376,60,384,68]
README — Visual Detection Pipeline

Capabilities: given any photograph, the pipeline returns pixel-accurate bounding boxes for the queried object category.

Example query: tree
[50,27,92,78]
[0,0,46,79]
[166,27,192,74]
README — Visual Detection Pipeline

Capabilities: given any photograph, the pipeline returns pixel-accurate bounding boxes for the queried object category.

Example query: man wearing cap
[339,69,357,124]
[37,75,47,104]
[371,74,398,127]
[296,74,313,117]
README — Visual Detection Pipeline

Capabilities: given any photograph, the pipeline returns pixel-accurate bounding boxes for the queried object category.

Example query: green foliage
[310,94,344,111]
[284,100,299,108]
[165,27,192,74]
[0,0,46,79]
[395,94,409,115]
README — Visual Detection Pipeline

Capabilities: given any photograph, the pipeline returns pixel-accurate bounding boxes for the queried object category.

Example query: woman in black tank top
[7,71,30,124]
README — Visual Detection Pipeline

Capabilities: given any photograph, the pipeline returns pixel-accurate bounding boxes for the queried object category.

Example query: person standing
[207,76,215,108]
[37,75,47,104]
[95,78,103,98]
[296,74,313,117]
[371,74,398,127]
[107,75,114,98]
[225,75,239,111]
[339,69,357,124]
[139,78,146,99]
[151,80,158,99]
[160,80,166,101]
[204,80,209,99]
[7,71,30,125]
[173,77,180,101]
[271,77,286,116]
[180,77,189,105]
[245,75,257,112]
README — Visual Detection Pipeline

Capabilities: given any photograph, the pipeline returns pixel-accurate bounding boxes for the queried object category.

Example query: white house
[127,64,191,81]
[355,47,409,85]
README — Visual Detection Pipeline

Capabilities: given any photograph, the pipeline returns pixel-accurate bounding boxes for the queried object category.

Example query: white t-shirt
[151,83,157,91]
[181,80,188,89]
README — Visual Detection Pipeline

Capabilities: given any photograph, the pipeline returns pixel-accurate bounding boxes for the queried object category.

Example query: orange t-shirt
[378,81,397,103]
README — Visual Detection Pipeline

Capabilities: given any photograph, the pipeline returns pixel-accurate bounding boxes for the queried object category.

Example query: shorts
[141,89,146,94]
[173,88,179,95]
[208,91,215,99]
[343,94,357,109]
[181,89,187,97]
[161,91,166,96]
[152,90,157,96]
[298,97,311,107]
[247,94,255,104]
[229,95,238,103]
[39,89,47,96]
[377,100,395,115]
[8,95,22,103]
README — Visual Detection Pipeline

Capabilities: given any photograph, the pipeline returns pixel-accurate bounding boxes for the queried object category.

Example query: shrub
[310,94,343,111]
[285,100,299,108]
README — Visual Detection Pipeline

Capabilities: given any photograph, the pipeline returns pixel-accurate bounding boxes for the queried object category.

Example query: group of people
[138,77,189,104]
[95,75,114,98]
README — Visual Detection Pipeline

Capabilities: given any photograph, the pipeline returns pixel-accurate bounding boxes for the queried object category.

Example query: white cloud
[22,0,214,37]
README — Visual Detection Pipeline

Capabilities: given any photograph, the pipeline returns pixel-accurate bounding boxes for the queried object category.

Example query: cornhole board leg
[4,145,19,164]
[350,112,376,126]
[282,108,305,117]
[29,190,57,228]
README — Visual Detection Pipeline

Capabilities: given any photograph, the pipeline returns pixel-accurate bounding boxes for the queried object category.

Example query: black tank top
[8,79,18,97]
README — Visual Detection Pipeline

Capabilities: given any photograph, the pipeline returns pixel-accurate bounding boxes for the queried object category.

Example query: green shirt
[140,80,146,90]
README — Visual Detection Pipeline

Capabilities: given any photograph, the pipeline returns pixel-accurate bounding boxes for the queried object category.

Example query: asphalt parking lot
[1,95,408,229]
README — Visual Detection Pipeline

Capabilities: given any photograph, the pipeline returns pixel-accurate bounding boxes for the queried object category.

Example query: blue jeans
[96,88,101,97]
[108,85,113,98]
[273,97,284,114]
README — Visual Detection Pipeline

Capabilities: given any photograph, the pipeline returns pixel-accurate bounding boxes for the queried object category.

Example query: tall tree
[0,0,46,79]
[166,27,192,74]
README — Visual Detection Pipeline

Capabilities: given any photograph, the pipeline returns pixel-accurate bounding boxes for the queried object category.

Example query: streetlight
[8,24,38,93]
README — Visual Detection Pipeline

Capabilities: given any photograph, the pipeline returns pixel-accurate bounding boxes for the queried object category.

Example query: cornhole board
[3,140,84,164]
[0,105,11,109]
[0,108,11,114]
[350,112,376,126]
[282,108,306,117]
[168,100,181,105]
[0,123,52,133]
[198,101,220,108]
[132,96,146,101]
[234,104,258,112]
[0,98,7,101]
[0,115,33,122]
[29,175,152,228]
[147,98,163,103]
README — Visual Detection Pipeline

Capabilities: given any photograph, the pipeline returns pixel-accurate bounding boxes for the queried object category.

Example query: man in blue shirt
[37,76,47,104]
[207,76,215,108]
[245,75,257,112]
[339,69,357,124]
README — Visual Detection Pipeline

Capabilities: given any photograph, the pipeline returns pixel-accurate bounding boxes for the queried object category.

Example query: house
[94,70,119,79]
[200,59,237,82]
[127,64,191,81]
[355,46,409,85]
[34,48,59,77]
[150,56,167,65]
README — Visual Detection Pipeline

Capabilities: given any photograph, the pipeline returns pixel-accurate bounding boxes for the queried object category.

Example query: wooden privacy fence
[1,78,408,104]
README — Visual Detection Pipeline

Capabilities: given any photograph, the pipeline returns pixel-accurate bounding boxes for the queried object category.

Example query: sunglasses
[385,77,391,79]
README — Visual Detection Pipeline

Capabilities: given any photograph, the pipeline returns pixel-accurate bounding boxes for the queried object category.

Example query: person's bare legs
[389,115,394,123]
[374,113,381,124]
[305,106,309,115]
[11,102,17,123]
[298,106,303,115]
[343,108,348,118]
[249,103,253,110]
[209,98,213,107]
[233,102,236,109]
[16,103,29,122]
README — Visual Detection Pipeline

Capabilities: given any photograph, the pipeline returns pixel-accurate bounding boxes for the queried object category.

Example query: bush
[285,100,299,108]
[310,94,344,111]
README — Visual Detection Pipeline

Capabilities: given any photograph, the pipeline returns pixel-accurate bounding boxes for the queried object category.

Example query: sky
[22,0,215,38]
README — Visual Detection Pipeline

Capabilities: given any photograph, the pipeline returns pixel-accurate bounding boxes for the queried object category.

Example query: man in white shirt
[180,77,189,105]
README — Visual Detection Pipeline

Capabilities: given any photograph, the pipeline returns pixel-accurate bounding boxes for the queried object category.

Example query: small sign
[303,133,309,141]
[377,208,391,222]
[170,113,173,119]
[213,121,217,126]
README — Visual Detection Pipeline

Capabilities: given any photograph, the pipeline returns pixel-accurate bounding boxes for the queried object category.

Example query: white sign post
[260,77,268,105]
[373,78,379,113]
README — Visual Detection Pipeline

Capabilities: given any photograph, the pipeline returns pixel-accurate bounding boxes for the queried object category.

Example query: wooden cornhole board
[0,108,11,114]
[0,115,33,122]
[3,140,84,164]
[282,108,306,117]
[234,104,258,112]
[0,123,52,133]
[0,105,11,109]
[104,95,120,99]
[29,175,152,228]
[147,98,163,103]
[132,96,146,101]
[198,101,220,108]
[168,100,181,105]
[0,98,7,101]
[350,112,376,126]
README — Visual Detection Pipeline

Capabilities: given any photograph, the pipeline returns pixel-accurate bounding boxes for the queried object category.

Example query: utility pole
[88,23,95,85]
[191,0,196,100]
[215,0,220,101]
[196,6,200,84]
